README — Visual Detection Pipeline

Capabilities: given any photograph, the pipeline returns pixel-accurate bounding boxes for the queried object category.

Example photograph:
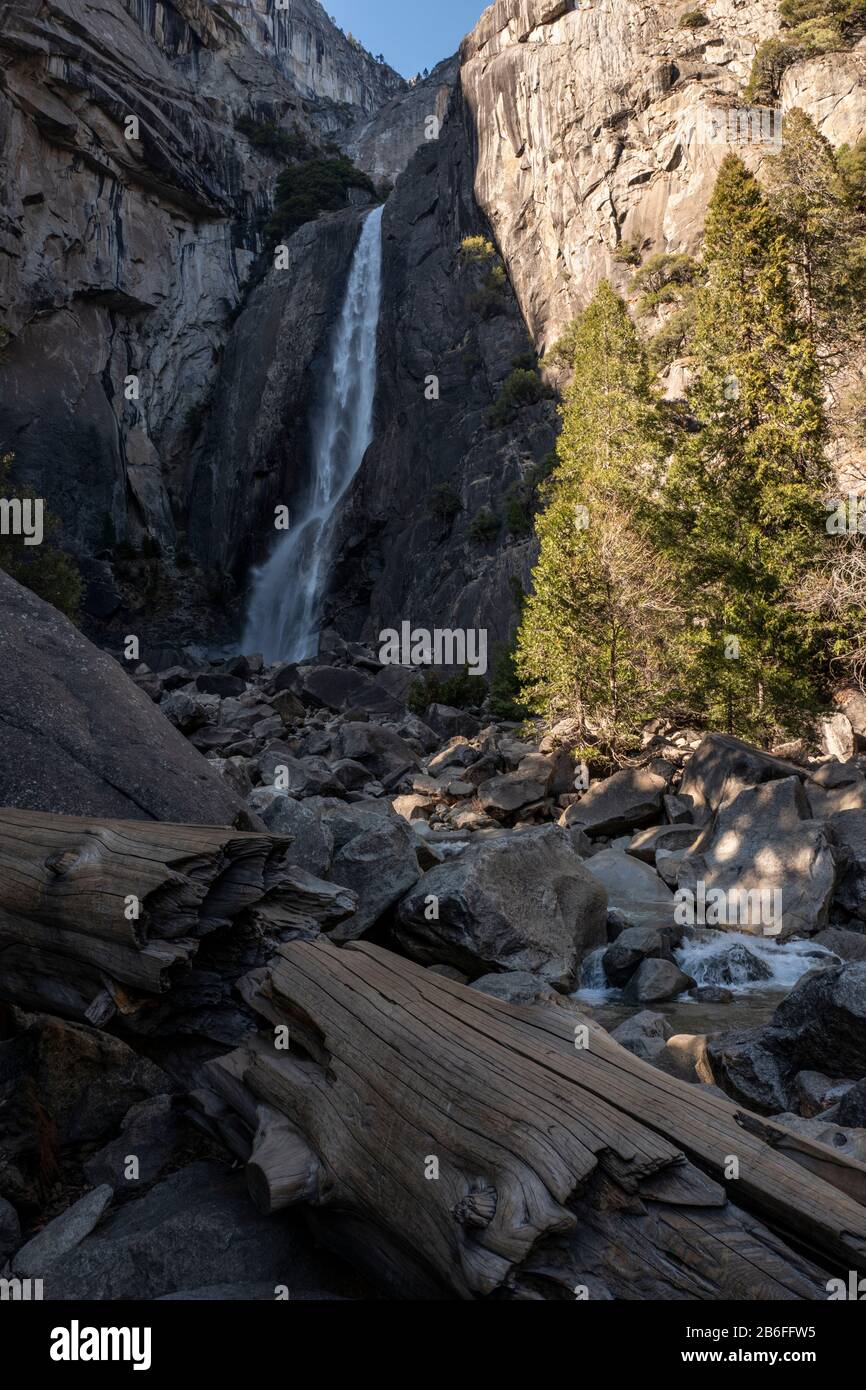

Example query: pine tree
[656,155,830,741]
[516,284,675,745]
[764,108,866,353]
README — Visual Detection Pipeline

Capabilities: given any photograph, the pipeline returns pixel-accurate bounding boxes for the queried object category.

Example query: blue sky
[323,1,484,77]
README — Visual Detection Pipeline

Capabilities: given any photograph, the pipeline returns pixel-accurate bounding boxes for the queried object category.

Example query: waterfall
[242,205,384,663]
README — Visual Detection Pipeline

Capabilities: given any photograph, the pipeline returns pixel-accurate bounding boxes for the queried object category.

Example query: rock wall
[225,0,405,113]
[326,82,557,657]
[345,57,460,185]
[460,0,866,351]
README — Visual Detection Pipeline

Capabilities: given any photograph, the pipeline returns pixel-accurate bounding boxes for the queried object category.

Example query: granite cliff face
[0,0,401,598]
[1,0,865,658]
[460,0,866,350]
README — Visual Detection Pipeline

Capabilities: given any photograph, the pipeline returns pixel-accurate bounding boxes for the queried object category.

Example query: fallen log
[0,810,357,1027]
[211,937,866,1300]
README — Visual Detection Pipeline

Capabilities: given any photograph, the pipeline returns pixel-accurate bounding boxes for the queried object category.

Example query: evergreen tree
[764,109,866,353]
[656,156,830,740]
[516,284,675,745]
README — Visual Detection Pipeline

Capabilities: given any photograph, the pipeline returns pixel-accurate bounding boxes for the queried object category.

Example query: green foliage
[504,484,533,536]
[487,368,550,428]
[516,283,674,745]
[407,667,481,713]
[469,507,500,543]
[467,263,508,320]
[764,110,866,351]
[266,156,377,240]
[747,2,865,98]
[633,253,701,315]
[613,241,642,267]
[652,156,831,740]
[0,452,82,619]
[836,135,866,211]
[488,642,530,719]
[428,482,462,525]
[679,9,710,26]
[236,116,313,161]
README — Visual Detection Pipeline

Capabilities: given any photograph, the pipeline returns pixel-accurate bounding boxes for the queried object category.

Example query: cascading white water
[243,205,384,663]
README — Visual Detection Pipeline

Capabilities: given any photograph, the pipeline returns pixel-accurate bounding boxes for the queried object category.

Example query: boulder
[627,823,700,864]
[771,1113,866,1166]
[329,817,422,940]
[10,1185,113,1278]
[583,847,678,932]
[160,688,218,734]
[559,768,667,838]
[335,723,420,783]
[812,926,866,961]
[677,778,837,938]
[424,704,482,739]
[837,1078,866,1128]
[656,1034,714,1085]
[256,749,343,798]
[470,971,576,1008]
[678,733,806,823]
[706,1030,792,1114]
[304,797,397,853]
[427,737,479,775]
[806,779,866,820]
[287,665,405,717]
[392,793,436,822]
[32,1161,363,1301]
[771,960,866,1079]
[689,941,773,988]
[83,1095,185,1196]
[194,672,247,698]
[610,1010,673,1064]
[602,926,674,987]
[624,958,695,1004]
[477,768,548,817]
[794,1071,854,1120]
[0,1197,21,1265]
[394,825,607,988]
[827,810,866,920]
[817,712,856,762]
[0,573,252,826]
[247,791,335,877]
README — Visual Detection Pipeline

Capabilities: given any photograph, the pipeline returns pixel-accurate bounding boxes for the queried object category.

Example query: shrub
[459,235,497,264]
[679,10,710,27]
[745,37,806,101]
[236,116,313,162]
[467,263,508,320]
[488,642,529,720]
[0,452,82,619]
[487,368,550,428]
[266,156,377,240]
[633,253,701,315]
[469,507,500,543]
[837,136,866,211]
[613,241,642,267]
[429,482,462,525]
[407,667,481,713]
[504,484,533,536]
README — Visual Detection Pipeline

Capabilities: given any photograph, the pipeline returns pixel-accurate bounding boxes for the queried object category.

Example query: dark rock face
[188,212,366,577]
[0,573,249,825]
[327,82,558,657]
[707,962,866,1112]
[33,1161,366,1301]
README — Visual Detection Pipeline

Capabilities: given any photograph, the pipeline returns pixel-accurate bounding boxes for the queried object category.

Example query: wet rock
[602,926,674,987]
[812,926,866,961]
[394,825,607,988]
[688,985,734,1003]
[583,848,677,932]
[559,768,667,838]
[624,958,695,1004]
[771,961,866,1079]
[697,942,773,987]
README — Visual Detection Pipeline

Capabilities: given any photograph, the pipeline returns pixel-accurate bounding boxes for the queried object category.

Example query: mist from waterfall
[242,205,384,663]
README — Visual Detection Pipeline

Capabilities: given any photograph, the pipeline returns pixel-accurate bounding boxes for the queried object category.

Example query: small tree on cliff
[655,155,830,740]
[516,283,676,746]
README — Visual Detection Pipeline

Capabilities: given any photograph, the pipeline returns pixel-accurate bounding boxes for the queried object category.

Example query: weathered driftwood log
[0,810,356,1025]
[211,938,866,1301]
